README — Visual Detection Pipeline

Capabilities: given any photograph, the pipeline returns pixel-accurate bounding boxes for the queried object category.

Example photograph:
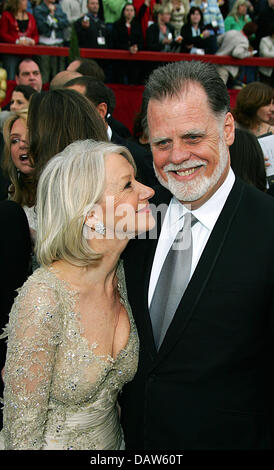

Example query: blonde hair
[35,140,136,267]
[2,110,36,207]
[228,0,249,21]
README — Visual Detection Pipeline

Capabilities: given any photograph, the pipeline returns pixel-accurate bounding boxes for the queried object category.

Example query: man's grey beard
[153,137,229,202]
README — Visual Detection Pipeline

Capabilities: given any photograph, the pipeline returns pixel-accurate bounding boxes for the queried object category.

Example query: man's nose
[169,142,192,165]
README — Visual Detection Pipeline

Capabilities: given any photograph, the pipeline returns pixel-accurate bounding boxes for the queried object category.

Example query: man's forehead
[146,87,223,138]
[148,83,207,109]
[19,61,40,74]
[147,92,210,125]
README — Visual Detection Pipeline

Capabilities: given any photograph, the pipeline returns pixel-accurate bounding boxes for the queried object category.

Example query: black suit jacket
[74,15,109,48]
[0,200,31,427]
[146,22,176,51]
[112,18,143,51]
[180,24,217,54]
[121,178,274,449]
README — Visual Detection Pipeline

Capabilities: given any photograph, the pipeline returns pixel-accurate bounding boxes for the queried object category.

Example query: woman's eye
[11,138,20,145]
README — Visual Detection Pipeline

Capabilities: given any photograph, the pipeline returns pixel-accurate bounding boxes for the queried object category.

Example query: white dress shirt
[107,125,112,140]
[148,168,235,307]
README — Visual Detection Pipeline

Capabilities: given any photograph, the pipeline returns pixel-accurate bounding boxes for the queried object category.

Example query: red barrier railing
[0,43,273,67]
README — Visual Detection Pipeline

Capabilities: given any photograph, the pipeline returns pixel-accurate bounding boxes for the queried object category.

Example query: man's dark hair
[73,58,105,82]
[15,57,40,77]
[230,128,267,192]
[144,60,230,130]
[242,21,258,37]
[28,88,108,180]
[65,76,111,115]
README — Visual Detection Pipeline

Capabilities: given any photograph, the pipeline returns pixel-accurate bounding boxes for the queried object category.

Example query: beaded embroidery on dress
[0,261,139,450]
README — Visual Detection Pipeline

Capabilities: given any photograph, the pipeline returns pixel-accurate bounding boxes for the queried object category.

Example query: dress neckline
[41,261,132,364]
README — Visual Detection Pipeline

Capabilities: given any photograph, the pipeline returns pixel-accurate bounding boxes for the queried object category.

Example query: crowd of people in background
[0,0,273,86]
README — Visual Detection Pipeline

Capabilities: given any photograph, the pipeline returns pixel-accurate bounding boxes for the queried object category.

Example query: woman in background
[2,111,35,212]
[224,0,251,31]
[232,82,274,137]
[180,6,215,54]
[3,89,108,267]
[112,2,143,84]
[0,0,39,79]
[146,5,176,52]
[27,88,108,185]
[10,84,38,112]
[229,127,267,192]
[3,110,36,269]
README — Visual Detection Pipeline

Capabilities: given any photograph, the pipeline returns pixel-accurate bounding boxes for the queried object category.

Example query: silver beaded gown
[0,261,139,450]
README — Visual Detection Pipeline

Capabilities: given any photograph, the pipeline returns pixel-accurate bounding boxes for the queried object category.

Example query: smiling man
[121,60,274,450]
[148,81,233,208]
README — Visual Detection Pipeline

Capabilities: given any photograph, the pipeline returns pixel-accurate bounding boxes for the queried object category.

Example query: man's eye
[124,181,132,189]
[186,135,202,143]
[155,140,171,149]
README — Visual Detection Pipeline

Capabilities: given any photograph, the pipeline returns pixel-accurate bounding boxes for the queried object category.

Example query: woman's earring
[94,221,106,235]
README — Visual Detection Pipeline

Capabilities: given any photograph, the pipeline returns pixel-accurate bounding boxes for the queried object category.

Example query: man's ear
[15,75,19,85]
[96,102,108,120]
[224,112,235,146]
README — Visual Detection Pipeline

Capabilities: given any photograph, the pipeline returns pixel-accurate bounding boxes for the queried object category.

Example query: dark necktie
[149,212,197,350]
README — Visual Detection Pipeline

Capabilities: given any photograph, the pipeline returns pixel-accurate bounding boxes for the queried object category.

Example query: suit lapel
[155,178,246,362]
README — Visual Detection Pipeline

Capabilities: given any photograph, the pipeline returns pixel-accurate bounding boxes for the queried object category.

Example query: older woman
[0,0,39,79]
[0,139,155,450]
[232,82,274,137]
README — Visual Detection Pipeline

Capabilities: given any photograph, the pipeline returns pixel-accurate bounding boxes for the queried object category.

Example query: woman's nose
[138,182,155,201]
